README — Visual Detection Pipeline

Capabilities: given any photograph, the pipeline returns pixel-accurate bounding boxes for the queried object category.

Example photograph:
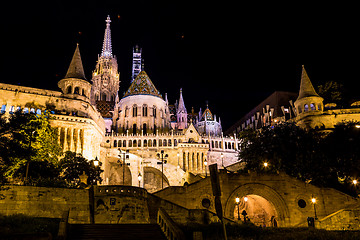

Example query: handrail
[157,207,185,240]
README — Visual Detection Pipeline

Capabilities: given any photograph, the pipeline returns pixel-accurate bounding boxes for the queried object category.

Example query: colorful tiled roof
[123,71,162,98]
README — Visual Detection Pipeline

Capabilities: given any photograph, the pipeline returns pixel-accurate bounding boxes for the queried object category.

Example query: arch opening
[233,195,278,227]
[143,166,170,193]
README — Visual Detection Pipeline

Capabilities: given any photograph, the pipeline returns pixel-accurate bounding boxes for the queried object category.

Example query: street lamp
[235,197,240,220]
[93,157,99,167]
[311,196,318,220]
[118,148,129,185]
[156,150,168,189]
[263,162,268,168]
[138,173,142,188]
[204,158,208,177]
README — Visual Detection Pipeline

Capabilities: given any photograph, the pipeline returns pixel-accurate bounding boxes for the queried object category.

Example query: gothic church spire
[101,15,113,57]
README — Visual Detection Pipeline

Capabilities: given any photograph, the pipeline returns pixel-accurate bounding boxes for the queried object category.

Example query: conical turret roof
[296,65,320,101]
[123,71,162,98]
[65,44,87,80]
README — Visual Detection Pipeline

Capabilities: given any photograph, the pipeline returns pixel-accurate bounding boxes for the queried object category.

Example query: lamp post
[92,157,99,185]
[204,158,208,177]
[156,150,168,189]
[138,173,142,187]
[118,148,129,185]
[311,196,318,220]
[235,197,240,220]
[221,152,224,168]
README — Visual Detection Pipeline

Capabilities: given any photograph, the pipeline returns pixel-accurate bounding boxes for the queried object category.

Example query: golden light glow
[356,125,360,129]
[353,179,358,185]
[263,162,268,167]
[244,196,248,202]
[235,197,240,203]
[311,198,316,204]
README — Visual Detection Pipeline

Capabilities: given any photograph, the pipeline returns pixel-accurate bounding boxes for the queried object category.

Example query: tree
[317,81,347,107]
[59,151,103,187]
[238,121,360,195]
[1,111,62,183]
[239,123,328,186]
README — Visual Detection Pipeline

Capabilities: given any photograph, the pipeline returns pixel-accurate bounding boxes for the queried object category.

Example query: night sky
[2,1,360,131]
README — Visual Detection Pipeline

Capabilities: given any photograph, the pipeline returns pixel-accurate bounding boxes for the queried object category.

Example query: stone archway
[143,166,170,193]
[225,183,290,227]
[108,160,132,185]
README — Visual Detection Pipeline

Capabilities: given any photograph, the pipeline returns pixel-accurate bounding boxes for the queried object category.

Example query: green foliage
[59,151,103,187]
[1,112,62,182]
[318,81,347,107]
[239,121,360,194]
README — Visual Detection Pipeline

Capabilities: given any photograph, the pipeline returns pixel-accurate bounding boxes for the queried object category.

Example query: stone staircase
[67,224,167,240]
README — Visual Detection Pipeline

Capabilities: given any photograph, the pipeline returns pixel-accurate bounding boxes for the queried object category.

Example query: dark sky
[2,1,360,131]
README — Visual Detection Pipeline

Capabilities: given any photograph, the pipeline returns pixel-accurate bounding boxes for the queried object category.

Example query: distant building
[226,65,360,135]
[226,91,297,135]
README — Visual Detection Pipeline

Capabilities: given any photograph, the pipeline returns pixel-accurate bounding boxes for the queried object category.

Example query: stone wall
[0,186,91,223]
[155,172,359,229]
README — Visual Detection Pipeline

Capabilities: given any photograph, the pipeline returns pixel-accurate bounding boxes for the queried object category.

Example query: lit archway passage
[233,195,278,227]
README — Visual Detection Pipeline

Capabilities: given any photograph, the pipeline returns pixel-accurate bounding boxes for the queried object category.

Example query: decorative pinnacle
[101,15,113,57]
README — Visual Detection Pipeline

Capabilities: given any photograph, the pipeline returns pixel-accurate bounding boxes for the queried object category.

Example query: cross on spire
[101,15,113,57]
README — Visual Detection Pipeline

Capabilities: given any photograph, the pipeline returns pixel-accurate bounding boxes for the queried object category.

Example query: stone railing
[157,207,185,240]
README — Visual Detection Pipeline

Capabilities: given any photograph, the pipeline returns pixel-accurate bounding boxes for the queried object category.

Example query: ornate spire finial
[101,15,112,57]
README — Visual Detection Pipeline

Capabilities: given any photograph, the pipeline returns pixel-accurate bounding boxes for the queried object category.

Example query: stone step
[68,224,167,240]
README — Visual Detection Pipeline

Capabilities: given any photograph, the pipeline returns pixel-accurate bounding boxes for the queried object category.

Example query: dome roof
[123,71,162,99]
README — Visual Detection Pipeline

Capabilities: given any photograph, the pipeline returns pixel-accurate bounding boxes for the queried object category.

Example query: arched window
[102,93,107,101]
[168,139,172,147]
[304,104,309,112]
[133,105,138,117]
[118,140,122,148]
[74,87,80,94]
[159,139,162,147]
[153,139,157,147]
[67,86,72,94]
[0,105,6,114]
[174,139,177,146]
[148,139,152,147]
[163,139,167,147]
[128,140,132,147]
[215,141,218,148]
[143,105,148,117]
[114,140,117,147]
[133,140,137,147]
[143,123,147,135]
[212,141,214,148]
[310,103,316,111]
[123,140,126,147]
[133,124,137,135]
[125,107,129,117]
[144,139,148,147]
[153,106,157,118]
[138,139,141,147]
[82,89,85,96]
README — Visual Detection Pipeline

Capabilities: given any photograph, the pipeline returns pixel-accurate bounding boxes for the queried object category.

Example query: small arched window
[74,87,80,94]
[67,86,72,94]
[310,103,316,111]
[133,105,138,117]
[143,105,148,117]
[304,104,309,112]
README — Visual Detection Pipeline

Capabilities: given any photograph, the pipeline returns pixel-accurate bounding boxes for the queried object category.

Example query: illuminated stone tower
[91,15,120,119]
[131,45,142,83]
